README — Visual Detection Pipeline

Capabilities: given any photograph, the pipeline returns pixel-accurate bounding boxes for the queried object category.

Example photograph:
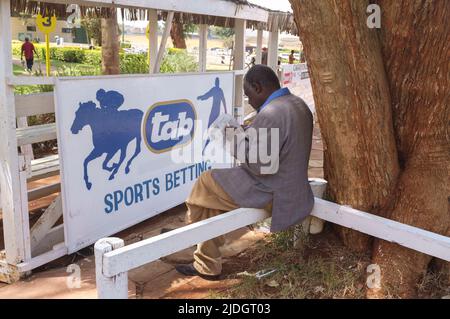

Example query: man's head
[244,65,281,110]
[291,50,295,54]
[215,77,220,87]
[25,37,29,42]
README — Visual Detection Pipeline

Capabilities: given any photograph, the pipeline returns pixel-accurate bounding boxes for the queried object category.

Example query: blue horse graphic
[197,77,227,154]
[71,90,143,190]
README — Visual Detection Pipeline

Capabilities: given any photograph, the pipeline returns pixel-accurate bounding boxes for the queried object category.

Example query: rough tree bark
[101,8,120,75]
[369,0,450,298]
[170,21,187,49]
[289,0,449,297]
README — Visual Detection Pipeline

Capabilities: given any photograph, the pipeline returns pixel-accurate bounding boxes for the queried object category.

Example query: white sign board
[54,73,234,253]
[281,63,309,87]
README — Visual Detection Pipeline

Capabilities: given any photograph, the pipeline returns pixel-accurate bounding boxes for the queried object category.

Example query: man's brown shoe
[175,263,221,281]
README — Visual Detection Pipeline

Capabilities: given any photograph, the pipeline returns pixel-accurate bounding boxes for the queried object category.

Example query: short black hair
[244,65,280,89]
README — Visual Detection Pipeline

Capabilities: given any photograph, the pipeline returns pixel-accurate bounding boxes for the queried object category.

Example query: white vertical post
[0,0,27,265]
[233,19,246,108]
[18,156,31,261]
[267,16,279,72]
[255,28,263,65]
[95,237,128,299]
[153,11,174,73]
[148,9,158,74]
[294,179,328,248]
[198,24,208,72]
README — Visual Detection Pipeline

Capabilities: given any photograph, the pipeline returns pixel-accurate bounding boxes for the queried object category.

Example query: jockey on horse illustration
[71,89,143,190]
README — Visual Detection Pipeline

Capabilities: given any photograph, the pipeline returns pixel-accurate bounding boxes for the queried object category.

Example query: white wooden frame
[0,0,268,283]
[95,194,450,298]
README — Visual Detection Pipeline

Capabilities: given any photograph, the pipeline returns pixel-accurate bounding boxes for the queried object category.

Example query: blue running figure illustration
[197,77,227,154]
[71,89,143,190]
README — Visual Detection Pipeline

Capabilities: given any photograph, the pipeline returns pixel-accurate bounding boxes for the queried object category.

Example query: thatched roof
[10,0,298,34]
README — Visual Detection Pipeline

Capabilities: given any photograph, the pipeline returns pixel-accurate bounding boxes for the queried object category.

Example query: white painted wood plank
[153,11,174,73]
[114,0,268,22]
[103,208,269,276]
[16,123,57,146]
[7,76,56,86]
[95,238,128,299]
[0,0,27,265]
[30,154,59,166]
[16,244,67,272]
[31,224,64,257]
[28,183,61,202]
[15,92,54,117]
[311,198,450,261]
[40,0,269,22]
[30,196,63,252]
[18,156,31,262]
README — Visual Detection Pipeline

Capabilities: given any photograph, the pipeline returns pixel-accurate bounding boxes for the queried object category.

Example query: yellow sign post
[36,13,57,76]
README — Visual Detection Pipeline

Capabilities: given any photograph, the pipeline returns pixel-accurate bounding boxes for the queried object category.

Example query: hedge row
[12,43,102,64]
[12,43,198,74]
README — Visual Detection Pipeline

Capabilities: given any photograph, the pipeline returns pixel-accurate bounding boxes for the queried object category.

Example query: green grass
[212,226,372,299]
[13,63,27,75]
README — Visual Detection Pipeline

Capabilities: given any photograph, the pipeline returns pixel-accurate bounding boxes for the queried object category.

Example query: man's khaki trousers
[186,170,271,276]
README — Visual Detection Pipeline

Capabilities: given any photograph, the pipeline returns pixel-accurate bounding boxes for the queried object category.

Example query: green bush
[119,53,149,74]
[160,49,198,73]
[84,50,102,65]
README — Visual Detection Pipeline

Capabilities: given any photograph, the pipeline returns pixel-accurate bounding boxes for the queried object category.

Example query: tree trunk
[170,21,187,49]
[290,0,449,298]
[368,0,450,298]
[101,8,120,75]
[289,0,399,252]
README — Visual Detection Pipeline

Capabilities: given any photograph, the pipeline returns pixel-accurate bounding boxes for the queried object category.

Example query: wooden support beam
[153,11,174,73]
[267,16,279,72]
[103,208,269,277]
[16,123,57,147]
[27,183,61,202]
[30,196,63,252]
[95,238,128,299]
[148,9,158,73]
[255,28,263,65]
[15,92,54,118]
[198,24,208,72]
[0,0,28,265]
[233,19,246,108]
[31,224,64,258]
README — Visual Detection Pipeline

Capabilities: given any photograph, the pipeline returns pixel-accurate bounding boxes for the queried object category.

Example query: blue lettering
[173,170,180,188]
[124,187,134,206]
[143,179,152,199]
[104,193,114,214]
[134,183,144,203]
[166,173,173,191]
[113,190,123,212]
[153,178,160,195]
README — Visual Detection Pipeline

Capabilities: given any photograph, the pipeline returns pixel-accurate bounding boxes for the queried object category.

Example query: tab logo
[143,100,196,153]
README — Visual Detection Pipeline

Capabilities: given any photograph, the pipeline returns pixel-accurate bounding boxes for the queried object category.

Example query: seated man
[175,65,314,280]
